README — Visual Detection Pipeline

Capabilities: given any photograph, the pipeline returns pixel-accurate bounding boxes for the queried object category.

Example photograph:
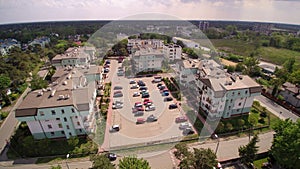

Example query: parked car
[175,116,188,123]
[109,125,120,132]
[162,91,169,96]
[134,102,143,107]
[133,92,140,97]
[134,111,144,117]
[106,153,117,161]
[169,103,178,109]
[143,99,153,105]
[132,107,144,113]
[137,80,146,86]
[136,118,146,124]
[157,83,162,87]
[145,105,155,111]
[113,91,123,97]
[179,122,191,130]
[105,60,111,64]
[183,127,195,135]
[142,93,150,98]
[130,84,139,89]
[112,102,123,109]
[104,68,109,73]
[129,80,136,84]
[147,114,158,122]
[139,86,148,91]
[113,86,123,90]
[117,71,124,76]
[164,97,173,102]
[158,85,166,90]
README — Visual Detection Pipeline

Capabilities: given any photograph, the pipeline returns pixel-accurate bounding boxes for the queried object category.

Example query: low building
[127,39,163,54]
[163,44,182,61]
[52,47,91,69]
[15,66,101,139]
[280,82,300,109]
[172,37,199,48]
[0,38,21,56]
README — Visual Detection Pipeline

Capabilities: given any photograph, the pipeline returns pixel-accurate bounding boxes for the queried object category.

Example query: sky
[0,0,299,25]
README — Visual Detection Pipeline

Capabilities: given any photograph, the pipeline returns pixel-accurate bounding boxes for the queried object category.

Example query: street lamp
[214,134,220,155]
[66,154,70,169]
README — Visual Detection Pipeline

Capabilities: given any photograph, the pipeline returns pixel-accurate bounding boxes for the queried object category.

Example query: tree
[174,143,218,169]
[238,134,259,166]
[270,119,300,169]
[283,57,295,73]
[90,154,115,169]
[0,74,11,105]
[30,74,48,90]
[243,57,261,77]
[119,156,150,169]
[238,119,245,130]
[226,122,234,131]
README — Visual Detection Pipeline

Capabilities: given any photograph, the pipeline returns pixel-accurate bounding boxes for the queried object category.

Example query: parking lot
[105,60,194,148]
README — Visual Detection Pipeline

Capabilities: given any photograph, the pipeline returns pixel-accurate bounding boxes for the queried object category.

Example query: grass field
[210,39,300,67]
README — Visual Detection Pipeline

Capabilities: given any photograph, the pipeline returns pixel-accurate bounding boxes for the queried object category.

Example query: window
[71,108,75,113]
[77,121,81,126]
[40,111,45,116]
[232,92,235,96]
[75,116,78,119]
[69,132,72,136]
[237,109,240,112]
[238,102,242,106]
[228,106,231,110]
[66,125,70,129]
[50,132,55,136]
[238,92,240,96]
[56,118,60,121]
[64,117,67,122]
[58,124,62,128]
[48,124,52,129]
[61,131,65,135]
[230,99,233,103]
[79,129,82,133]
[51,110,56,115]
[61,109,65,114]
[245,90,248,94]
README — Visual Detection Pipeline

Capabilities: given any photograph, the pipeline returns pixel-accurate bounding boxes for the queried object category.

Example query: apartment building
[52,47,95,69]
[132,48,164,73]
[163,44,182,61]
[197,60,261,119]
[127,39,164,54]
[15,66,101,139]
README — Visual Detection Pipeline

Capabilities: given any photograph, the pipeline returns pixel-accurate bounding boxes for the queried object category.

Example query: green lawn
[210,39,300,67]
[254,157,268,169]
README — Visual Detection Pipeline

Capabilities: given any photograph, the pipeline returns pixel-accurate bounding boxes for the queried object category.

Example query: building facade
[163,44,182,61]
[16,66,101,139]
[52,47,94,69]
[280,82,300,109]
[132,49,164,73]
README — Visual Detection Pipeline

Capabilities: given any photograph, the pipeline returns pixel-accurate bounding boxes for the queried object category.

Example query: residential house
[280,82,300,109]
[28,37,50,48]
[163,44,182,61]
[0,38,21,56]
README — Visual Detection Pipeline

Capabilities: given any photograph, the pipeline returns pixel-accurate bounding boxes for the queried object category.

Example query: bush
[258,118,265,124]
[260,111,267,118]
[0,111,9,119]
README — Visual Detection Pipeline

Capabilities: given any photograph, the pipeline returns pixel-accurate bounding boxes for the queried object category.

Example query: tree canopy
[118,156,151,169]
[270,119,300,169]
[174,143,218,169]
[90,154,115,169]
[238,134,259,165]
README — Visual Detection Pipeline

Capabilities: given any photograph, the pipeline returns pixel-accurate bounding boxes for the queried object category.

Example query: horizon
[0,0,299,25]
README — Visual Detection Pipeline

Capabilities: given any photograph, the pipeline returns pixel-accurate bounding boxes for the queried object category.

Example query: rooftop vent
[58,95,65,100]
[64,94,70,99]
[239,75,243,80]
[67,74,71,79]
[50,90,56,97]
[47,87,52,91]
[63,81,68,85]
[42,88,47,92]
[37,91,43,96]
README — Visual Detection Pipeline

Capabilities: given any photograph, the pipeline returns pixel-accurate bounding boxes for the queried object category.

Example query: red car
[134,102,143,107]
[175,116,188,123]
[136,118,146,124]
[143,99,153,105]
[132,107,144,113]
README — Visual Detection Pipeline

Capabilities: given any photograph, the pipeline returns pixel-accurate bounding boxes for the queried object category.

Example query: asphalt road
[0,87,31,158]
[255,95,299,122]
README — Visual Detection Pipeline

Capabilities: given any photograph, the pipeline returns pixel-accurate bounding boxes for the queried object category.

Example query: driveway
[255,95,299,122]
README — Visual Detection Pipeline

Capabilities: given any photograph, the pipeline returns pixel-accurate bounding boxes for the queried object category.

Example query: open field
[210,39,300,67]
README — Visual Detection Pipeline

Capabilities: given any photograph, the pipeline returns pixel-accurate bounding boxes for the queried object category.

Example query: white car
[179,122,191,130]
[109,125,120,132]
[145,105,155,111]
[112,101,123,109]
[133,92,140,97]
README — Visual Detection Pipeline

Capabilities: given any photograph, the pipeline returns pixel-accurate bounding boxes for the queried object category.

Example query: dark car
[175,116,188,123]
[106,153,117,161]
[169,103,178,109]
[113,86,123,90]
[142,93,150,98]
[164,97,173,102]
[162,91,169,96]
[139,86,148,90]
[147,114,158,122]
[158,85,166,90]
[157,83,162,87]
[183,127,195,135]
[134,111,144,116]
[113,91,123,97]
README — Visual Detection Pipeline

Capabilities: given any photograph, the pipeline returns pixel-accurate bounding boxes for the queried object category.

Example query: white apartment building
[197,60,261,119]
[127,39,164,54]
[163,44,182,61]
[132,48,164,73]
